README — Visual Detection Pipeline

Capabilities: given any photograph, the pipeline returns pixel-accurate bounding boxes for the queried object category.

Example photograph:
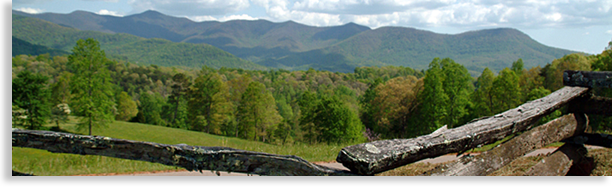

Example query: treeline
[12,39,612,145]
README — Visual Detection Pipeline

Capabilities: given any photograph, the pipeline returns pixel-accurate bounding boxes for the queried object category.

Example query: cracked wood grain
[337,86,589,175]
[12,129,356,176]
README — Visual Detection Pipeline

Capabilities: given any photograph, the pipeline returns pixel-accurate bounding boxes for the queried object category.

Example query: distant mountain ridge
[13,9,577,74]
[12,14,266,70]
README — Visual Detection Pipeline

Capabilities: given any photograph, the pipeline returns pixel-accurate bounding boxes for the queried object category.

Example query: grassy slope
[12,117,351,176]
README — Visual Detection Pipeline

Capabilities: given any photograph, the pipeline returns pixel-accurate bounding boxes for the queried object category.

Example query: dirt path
[109,146,605,176]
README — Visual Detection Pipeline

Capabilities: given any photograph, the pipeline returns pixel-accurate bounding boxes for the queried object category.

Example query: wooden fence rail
[337,86,588,175]
[11,129,355,176]
[11,70,612,176]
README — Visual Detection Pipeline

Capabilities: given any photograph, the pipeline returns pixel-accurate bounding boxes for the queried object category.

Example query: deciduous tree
[440,58,472,128]
[471,68,495,118]
[370,76,421,138]
[68,38,116,135]
[491,68,522,114]
[116,91,138,121]
[311,95,364,144]
[237,82,281,142]
[187,71,232,134]
[417,58,448,132]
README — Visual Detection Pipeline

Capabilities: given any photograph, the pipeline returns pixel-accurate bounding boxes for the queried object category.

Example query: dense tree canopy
[13,37,612,144]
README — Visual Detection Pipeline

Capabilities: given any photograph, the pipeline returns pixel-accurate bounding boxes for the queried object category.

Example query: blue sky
[12,0,612,54]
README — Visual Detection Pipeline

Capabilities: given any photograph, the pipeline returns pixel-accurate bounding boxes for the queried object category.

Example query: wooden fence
[12,70,612,176]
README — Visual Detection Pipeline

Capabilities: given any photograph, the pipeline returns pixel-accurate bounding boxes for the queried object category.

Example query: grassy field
[12,117,352,176]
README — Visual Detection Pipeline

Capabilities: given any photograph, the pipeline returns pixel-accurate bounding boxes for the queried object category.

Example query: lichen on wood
[337,86,589,175]
[11,129,356,176]
[423,113,587,176]
[563,70,612,88]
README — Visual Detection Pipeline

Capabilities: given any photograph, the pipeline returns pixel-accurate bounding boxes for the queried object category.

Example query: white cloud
[15,7,44,14]
[96,9,123,17]
[128,0,251,16]
[286,0,612,29]
[123,0,610,30]
[188,14,258,22]
[83,0,119,2]
[219,14,259,21]
[188,15,218,22]
[607,30,612,34]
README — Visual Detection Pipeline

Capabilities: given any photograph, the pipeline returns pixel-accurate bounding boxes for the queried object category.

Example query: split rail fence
[12,70,612,176]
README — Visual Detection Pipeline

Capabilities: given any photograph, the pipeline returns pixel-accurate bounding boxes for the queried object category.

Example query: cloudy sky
[12,0,612,54]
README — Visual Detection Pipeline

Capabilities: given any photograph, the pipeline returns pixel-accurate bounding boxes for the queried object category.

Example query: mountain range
[12,9,578,75]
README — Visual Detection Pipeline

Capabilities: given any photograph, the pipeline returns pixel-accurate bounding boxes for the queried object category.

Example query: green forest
[12,38,612,146]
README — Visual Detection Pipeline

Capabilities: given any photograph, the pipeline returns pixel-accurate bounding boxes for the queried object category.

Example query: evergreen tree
[68,38,116,135]
[12,71,51,130]
[166,73,190,128]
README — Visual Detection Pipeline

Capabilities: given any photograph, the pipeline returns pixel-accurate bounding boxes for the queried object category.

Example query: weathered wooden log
[568,93,612,116]
[523,143,588,176]
[563,70,612,88]
[12,129,355,176]
[337,86,589,175]
[423,113,587,176]
[561,133,612,148]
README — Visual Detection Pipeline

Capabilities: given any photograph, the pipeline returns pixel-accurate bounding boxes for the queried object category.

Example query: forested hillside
[269,27,577,76]
[14,10,577,75]
[12,36,68,57]
[12,14,266,70]
[12,38,612,146]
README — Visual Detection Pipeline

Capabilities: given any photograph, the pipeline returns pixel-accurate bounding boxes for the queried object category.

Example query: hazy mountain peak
[130,9,166,18]
[13,9,576,75]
